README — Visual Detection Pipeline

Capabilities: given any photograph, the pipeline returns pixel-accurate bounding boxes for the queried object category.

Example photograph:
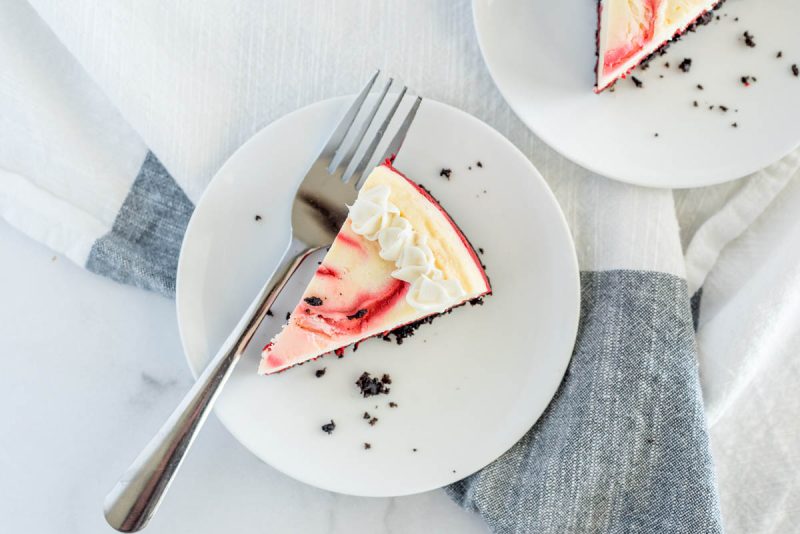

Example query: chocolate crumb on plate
[363,411,371,419]
[304,296,323,306]
[315,368,326,378]
[664,62,670,68]
[266,309,273,317]
[631,76,643,88]
[389,402,398,408]
[777,51,783,58]
[719,105,729,112]
[285,311,291,321]
[381,374,392,385]
[476,161,483,168]
[321,420,336,434]
[478,247,485,254]
[678,58,692,73]
[792,64,799,77]
[732,122,739,128]
[364,443,371,450]
[254,214,262,221]
[654,133,659,138]
[741,75,755,87]
[368,417,378,426]
[355,372,391,397]
[439,168,452,179]
[697,84,704,90]
[693,100,699,107]
[412,448,418,452]
[743,31,756,48]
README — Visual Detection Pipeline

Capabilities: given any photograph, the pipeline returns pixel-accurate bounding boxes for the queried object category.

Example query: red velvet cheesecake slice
[595,0,724,92]
[259,162,491,375]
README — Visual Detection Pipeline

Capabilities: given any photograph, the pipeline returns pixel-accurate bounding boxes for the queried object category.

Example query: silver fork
[103,71,422,533]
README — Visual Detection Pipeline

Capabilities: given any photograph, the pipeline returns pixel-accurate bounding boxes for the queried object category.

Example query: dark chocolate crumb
[741,75,754,86]
[640,62,650,71]
[719,105,729,112]
[478,247,485,254]
[363,411,371,419]
[315,368,326,378]
[678,58,692,73]
[381,374,392,385]
[439,168,452,179]
[285,311,291,321]
[476,161,483,168]
[389,402,398,408]
[659,75,664,79]
[254,215,262,221]
[631,76,643,88]
[469,297,485,306]
[266,309,273,317]
[412,448,418,452]
[468,166,472,170]
[793,64,799,77]
[777,51,783,59]
[364,443,371,450]
[734,17,739,22]
[368,417,378,426]
[321,420,336,434]
[304,296,323,306]
[347,309,368,320]
[732,122,739,128]
[709,105,715,110]
[452,470,457,474]
[697,84,704,90]
[355,372,391,397]
[664,62,670,68]
[743,31,756,48]
[693,100,699,107]
[654,133,659,138]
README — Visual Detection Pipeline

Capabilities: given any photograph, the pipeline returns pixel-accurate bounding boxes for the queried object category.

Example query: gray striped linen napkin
[74,151,722,533]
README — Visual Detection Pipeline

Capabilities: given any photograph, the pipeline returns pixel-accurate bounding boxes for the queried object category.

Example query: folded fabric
[449,271,721,533]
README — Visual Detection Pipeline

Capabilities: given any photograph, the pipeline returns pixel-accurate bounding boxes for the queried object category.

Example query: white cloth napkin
[2,0,799,531]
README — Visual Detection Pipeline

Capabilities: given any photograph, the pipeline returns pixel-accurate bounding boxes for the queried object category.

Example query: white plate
[176,96,580,496]
[473,0,800,188]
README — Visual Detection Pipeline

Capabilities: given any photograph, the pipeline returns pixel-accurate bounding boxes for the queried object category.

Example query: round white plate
[176,96,580,496]
[473,0,800,188]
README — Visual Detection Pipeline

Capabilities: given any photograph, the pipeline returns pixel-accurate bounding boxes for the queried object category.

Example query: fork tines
[326,70,422,189]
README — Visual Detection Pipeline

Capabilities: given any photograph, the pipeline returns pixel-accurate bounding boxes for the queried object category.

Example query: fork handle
[104,238,317,532]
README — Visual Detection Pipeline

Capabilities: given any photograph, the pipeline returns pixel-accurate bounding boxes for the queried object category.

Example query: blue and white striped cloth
[2,1,800,532]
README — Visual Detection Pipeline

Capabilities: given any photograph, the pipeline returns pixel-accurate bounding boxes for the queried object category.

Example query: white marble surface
[0,219,488,534]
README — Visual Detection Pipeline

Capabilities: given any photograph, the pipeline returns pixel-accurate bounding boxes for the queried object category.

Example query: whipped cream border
[347,184,466,313]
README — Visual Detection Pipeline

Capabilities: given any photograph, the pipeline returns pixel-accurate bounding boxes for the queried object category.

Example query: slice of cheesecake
[595,0,724,92]
[259,161,491,375]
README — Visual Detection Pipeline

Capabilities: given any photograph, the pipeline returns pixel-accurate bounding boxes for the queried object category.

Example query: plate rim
[175,95,581,496]
[470,0,800,189]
